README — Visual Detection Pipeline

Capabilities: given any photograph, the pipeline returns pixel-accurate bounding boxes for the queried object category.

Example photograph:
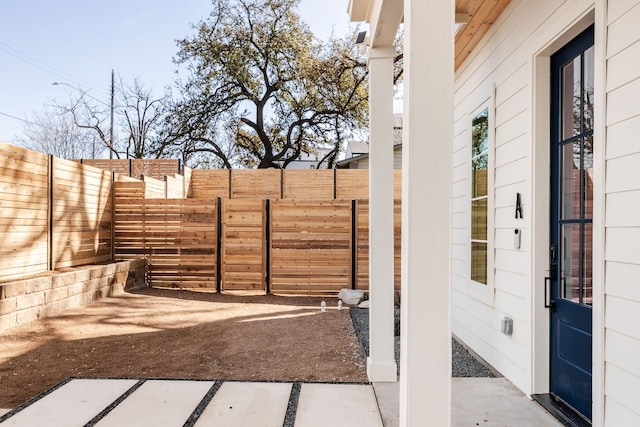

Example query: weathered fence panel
[52,158,113,268]
[270,199,352,293]
[231,169,281,199]
[114,198,217,288]
[282,170,334,199]
[221,199,266,291]
[0,143,49,280]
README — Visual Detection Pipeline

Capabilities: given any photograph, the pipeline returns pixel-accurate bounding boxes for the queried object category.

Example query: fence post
[333,168,337,200]
[48,155,54,271]
[216,197,222,293]
[280,169,284,199]
[351,199,357,290]
[228,169,232,199]
[111,171,116,262]
[265,199,271,294]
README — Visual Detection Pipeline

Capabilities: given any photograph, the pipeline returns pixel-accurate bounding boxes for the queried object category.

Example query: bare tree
[22,107,103,159]
[119,77,166,159]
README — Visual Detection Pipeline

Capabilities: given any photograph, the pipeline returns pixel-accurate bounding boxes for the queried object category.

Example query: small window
[471,108,489,284]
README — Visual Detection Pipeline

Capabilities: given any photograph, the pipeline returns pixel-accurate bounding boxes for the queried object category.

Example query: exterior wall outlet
[501,316,513,336]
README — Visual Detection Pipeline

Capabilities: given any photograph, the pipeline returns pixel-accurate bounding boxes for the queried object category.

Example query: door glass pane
[471,199,487,240]
[584,46,595,132]
[561,223,580,303]
[584,135,594,219]
[583,223,593,305]
[472,155,488,198]
[471,242,487,284]
[562,57,581,139]
[561,141,581,219]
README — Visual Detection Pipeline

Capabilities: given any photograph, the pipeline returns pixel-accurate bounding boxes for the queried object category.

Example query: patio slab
[96,380,214,426]
[194,381,292,427]
[0,379,137,427]
[295,383,383,427]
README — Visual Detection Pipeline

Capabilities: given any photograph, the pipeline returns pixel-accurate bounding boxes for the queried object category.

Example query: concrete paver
[96,380,214,427]
[0,379,137,427]
[194,382,292,427]
[295,383,383,427]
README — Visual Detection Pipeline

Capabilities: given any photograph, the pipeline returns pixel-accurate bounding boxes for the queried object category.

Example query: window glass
[471,108,489,285]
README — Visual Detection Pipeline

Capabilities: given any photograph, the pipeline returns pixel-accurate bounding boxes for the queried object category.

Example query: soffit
[348,0,512,70]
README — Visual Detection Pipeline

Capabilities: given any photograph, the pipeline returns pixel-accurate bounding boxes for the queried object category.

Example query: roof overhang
[348,0,512,70]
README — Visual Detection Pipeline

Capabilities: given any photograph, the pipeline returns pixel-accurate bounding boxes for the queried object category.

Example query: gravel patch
[350,308,494,378]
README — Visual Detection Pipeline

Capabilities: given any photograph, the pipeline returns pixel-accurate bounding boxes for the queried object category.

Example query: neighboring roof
[337,143,402,169]
[348,141,370,156]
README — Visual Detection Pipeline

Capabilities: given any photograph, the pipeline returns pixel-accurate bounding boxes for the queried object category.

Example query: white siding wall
[603,1,640,424]
[452,0,595,394]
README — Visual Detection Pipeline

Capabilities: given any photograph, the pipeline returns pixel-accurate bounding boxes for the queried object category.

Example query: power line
[0,41,111,96]
[0,110,56,130]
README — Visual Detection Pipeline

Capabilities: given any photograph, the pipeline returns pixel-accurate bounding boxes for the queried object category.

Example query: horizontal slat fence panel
[52,158,113,269]
[221,199,266,291]
[142,176,166,198]
[354,199,401,291]
[0,143,49,280]
[270,199,352,293]
[80,159,130,176]
[114,175,145,199]
[132,159,180,179]
[189,169,230,199]
[166,175,186,199]
[282,170,334,199]
[336,169,369,199]
[231,169,281,199]
[114,198,217,288]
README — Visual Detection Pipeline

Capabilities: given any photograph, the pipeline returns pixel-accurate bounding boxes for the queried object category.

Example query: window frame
[465,97,495,305]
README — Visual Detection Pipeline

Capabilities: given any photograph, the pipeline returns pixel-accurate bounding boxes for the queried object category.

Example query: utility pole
[109,69,115,159]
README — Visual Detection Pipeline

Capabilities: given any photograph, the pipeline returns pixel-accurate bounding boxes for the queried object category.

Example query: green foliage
[162,0,369,168]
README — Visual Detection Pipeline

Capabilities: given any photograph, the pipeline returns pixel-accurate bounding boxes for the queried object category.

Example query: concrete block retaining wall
[0,259,146,333]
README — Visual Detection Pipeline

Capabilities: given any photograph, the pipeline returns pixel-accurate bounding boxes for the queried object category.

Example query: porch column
[400,0,454,426]
[367,46,398,382]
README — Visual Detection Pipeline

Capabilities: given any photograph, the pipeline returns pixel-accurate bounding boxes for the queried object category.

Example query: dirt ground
[0,288,367,408]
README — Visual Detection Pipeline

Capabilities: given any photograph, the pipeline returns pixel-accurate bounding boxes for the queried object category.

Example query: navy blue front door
[549,26,594,421]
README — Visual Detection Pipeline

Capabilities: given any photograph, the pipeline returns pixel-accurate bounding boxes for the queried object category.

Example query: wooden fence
[0,144,49,280]
[2,143,402,292]
[79,159,181,180]
[114,198,217,288]
[188,169,402,201]
[113,196,398,293]
[1,143,116,281]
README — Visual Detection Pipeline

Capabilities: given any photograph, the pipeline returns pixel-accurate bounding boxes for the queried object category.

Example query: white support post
[367,46,398,383]
[400,0,454,426]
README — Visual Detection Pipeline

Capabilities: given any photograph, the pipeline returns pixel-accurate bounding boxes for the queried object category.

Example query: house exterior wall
[451,0,597,396]
[602,1,640,424]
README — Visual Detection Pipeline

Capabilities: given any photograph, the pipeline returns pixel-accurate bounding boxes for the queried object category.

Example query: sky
[0,0,359,145]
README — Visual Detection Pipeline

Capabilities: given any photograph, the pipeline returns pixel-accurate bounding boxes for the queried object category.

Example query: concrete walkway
[0,377,562,426]
[374,377,563,427]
